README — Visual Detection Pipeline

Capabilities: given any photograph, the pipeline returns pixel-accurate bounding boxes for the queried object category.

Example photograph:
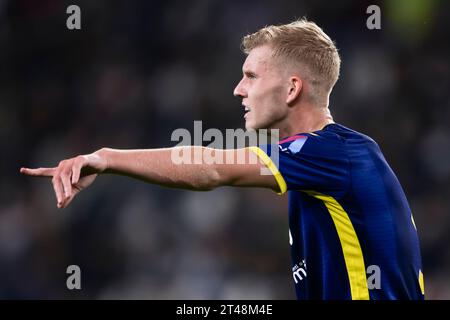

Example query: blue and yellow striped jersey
[252,123,424,300]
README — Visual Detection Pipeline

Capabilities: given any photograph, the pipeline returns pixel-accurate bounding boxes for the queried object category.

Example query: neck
[277,105,334,138]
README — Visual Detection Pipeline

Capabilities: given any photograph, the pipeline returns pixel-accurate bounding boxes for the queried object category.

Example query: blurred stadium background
[1,0,449,299]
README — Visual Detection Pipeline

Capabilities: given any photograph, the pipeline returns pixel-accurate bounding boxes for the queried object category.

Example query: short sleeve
[250,134,349,195]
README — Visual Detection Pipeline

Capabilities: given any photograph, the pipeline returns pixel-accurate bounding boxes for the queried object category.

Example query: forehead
[242,45,276,72]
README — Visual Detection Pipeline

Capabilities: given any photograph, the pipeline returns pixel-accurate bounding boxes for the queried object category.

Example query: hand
[20,151,108,209]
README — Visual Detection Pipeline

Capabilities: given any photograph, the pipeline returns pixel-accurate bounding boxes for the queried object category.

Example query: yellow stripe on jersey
[419,270,425,295]
[304,190,370,300]
[248,146,287,195]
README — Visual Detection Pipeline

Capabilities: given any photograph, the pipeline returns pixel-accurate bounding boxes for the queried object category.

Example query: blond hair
[242,18,341,100]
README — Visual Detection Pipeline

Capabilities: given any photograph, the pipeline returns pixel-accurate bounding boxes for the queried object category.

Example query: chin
[244,121,254,131]
[246,120,269,132]
[245,122,259,132]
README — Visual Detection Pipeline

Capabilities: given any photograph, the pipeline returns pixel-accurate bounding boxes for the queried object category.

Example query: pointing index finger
[20,167,56,177]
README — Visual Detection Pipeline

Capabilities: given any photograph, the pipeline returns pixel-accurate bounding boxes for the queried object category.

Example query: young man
[21,19,424,300]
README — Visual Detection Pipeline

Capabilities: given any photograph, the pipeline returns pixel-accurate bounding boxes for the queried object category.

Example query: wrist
[93,147,112,173]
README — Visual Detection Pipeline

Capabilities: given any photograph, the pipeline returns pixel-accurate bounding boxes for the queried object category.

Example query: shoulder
[307,123,379,148]
[275,123,382,161]
[277,124,346,156]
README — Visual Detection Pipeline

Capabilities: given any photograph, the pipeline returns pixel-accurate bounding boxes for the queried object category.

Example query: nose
[233,78,246,98]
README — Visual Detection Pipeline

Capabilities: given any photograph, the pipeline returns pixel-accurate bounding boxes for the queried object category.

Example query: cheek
[260,85,285,115]
[252,83,275,105]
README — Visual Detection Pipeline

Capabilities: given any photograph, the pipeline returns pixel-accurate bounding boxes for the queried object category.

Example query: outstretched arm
[20,146,280,209]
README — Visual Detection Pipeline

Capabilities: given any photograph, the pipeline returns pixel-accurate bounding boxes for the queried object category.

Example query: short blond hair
[242,18,341,95]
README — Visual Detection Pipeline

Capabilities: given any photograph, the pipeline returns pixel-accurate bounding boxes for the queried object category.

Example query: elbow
[191,166,222,191]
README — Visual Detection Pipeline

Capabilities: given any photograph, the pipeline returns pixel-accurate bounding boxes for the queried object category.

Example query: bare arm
[20,146,280,209]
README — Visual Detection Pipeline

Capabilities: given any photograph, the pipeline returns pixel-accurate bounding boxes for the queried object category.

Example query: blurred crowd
[1,0,449,299]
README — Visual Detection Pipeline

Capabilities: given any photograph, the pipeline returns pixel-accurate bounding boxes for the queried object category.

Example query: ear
[286,76,302,105]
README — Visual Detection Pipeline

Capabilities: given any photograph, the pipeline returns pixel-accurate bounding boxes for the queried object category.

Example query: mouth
[243,105,251,119]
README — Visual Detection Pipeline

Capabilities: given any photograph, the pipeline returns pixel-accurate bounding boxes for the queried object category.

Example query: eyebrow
[243,70,257,77]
